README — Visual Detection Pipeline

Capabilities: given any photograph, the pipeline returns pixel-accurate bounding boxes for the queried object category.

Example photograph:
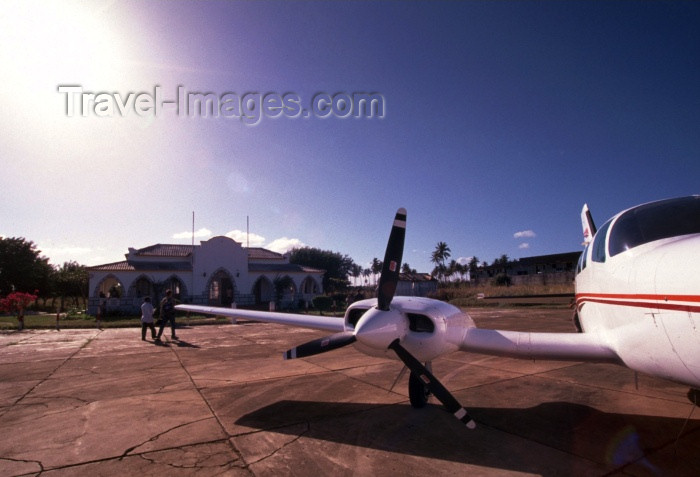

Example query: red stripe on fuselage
[576,293,700,313]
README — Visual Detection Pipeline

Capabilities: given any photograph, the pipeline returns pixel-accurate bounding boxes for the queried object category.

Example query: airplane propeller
[389,339,476,429]
[284,331,356,359]
[283,208,476,428]
[377,208,406,310]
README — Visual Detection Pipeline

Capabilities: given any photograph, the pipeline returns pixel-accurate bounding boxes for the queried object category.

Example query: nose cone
[354,307,408,350]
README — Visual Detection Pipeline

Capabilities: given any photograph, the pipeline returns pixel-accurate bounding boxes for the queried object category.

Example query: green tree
[431,241,451,284]
[0,237,53,297]
[362,268,371,286]
[468,256,480,284]
[370,258,382,285]
[288,247,353,293]
[492,254,510,272]
[401,263,416,275]
[53,261,89,311]
[350,263,363,287]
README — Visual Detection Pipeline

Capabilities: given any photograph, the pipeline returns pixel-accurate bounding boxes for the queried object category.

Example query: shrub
[492,274,512,287]
[312,296,333,313]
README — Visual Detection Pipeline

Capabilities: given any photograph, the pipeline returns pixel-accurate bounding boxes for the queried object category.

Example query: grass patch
[437,282,574,308]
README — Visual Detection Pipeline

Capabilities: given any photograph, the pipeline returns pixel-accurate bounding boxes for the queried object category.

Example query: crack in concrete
[136,443,243,471]
[243,421,311,467]
[0,456,44,474]
[121,416,215,456]
[167,340,254,475]
[0,333,98,420]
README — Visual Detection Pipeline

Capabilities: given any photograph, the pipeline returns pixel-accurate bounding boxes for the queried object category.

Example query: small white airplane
[177,196,700,429]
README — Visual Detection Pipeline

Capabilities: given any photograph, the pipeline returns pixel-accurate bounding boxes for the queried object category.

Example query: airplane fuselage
[575,196,700,388]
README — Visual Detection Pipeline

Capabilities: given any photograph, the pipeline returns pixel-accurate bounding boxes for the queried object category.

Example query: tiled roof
[133,244,195,257]
[90,261,192,272]
[246,247,284,260]
[89,261,135,271]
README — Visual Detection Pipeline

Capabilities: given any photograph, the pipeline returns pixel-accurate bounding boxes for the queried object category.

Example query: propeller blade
[284,331,356,359]
[377,208,407,311]
[388,339,476,429]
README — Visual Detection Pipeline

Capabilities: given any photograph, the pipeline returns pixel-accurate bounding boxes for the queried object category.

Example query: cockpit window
[576,243,589,274]
[608,196,700,257]
[591,219,612,263]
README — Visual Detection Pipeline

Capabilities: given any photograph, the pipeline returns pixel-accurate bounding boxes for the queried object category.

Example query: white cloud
[514,230,536,239]
[456,256,471,265]
[225,230,266,247]
[173,228,212,239]
[518,243,530,249]
[266,237,305,254]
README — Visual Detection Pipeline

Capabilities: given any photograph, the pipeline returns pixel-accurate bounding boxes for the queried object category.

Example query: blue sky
[1,1,699,274]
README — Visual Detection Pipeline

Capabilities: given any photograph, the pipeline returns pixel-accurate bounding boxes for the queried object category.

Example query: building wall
[88,237,323,315]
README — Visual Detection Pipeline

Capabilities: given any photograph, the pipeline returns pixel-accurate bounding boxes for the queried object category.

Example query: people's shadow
[153,338,199,348]
[173,339,199,348]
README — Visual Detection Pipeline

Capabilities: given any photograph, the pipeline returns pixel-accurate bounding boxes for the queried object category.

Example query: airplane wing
[460,328,620,363]
[175,304,346,333]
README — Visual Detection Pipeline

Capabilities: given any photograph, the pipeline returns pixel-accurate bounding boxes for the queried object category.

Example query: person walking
[140,297,156,341]
[155,289,178,342]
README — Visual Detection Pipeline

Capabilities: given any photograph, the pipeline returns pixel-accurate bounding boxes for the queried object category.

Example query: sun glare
[0,1,161,173]
[0,1,128,89]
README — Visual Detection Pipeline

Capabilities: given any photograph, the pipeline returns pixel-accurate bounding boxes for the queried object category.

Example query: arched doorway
[253,276,274,306]
[301,276,319,295]
[95,275,124,298]
[274,275,297,309]
[130,275,155,299]
[161,276,186,300]
[208,270,235,306]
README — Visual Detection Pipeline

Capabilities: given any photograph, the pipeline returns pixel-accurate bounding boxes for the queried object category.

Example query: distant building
[87,236,324,315]
[473,251,581,286]
[396,272,438,297]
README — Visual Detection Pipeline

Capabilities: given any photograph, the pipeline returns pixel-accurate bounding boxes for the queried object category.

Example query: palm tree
[362,268,371,286]
[468,256,480,284]
[445,259,458,283]
[351,263,362,287]
[371,258,382,285]
[401,263,416,275]
[431,241,451,283]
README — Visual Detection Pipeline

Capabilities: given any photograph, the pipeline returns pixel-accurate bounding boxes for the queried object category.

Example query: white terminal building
[87,236,324,315]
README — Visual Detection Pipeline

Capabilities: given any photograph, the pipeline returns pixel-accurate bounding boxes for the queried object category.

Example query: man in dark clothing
[156,289,178,341]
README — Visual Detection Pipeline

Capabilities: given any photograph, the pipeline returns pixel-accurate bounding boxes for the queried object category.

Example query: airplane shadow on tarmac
[236,400,700,476]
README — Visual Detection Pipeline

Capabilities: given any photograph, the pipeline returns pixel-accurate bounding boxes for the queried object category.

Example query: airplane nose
[654,234,700,298]
[354,307,408,350]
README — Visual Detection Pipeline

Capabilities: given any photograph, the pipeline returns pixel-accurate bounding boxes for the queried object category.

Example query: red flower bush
[0,291,38,315]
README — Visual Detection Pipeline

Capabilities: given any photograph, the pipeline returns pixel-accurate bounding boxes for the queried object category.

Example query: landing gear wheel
[409,371,430,408]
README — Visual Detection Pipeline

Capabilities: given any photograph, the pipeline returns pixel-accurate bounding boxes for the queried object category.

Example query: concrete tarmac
[1,307,698,476]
